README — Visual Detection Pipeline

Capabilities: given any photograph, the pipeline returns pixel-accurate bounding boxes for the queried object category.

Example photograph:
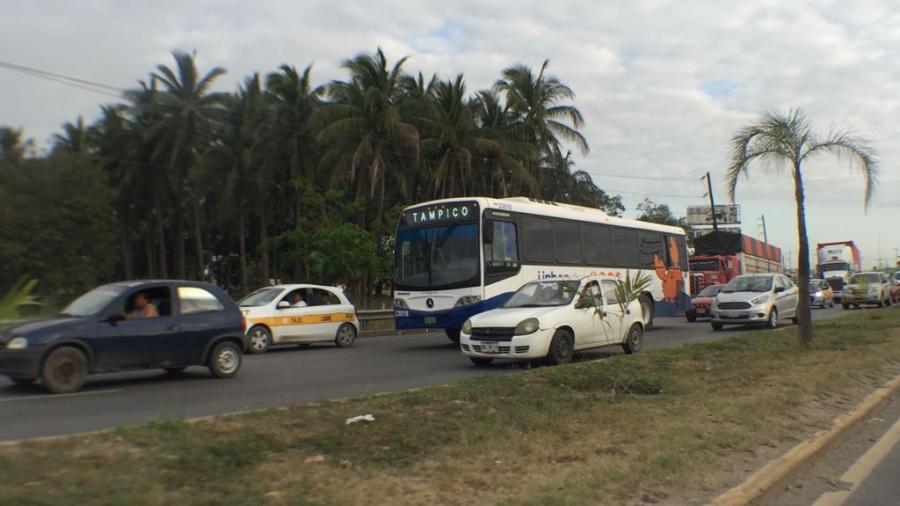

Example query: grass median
[2,308,900,505]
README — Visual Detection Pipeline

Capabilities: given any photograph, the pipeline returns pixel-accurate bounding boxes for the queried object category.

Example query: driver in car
[127,292,159,319]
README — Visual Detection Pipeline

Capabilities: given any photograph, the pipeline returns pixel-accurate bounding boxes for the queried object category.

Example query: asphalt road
[0,307,845,441]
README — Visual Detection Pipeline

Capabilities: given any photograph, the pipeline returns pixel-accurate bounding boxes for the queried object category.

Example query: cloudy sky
[2,0,899,267]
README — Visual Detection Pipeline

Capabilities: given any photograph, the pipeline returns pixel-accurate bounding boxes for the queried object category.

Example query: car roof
[733,273,778,278]
[271,283,345,292]
[103,279,216,288]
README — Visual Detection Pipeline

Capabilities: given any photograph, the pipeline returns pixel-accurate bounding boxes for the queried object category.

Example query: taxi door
[571,280,608,349]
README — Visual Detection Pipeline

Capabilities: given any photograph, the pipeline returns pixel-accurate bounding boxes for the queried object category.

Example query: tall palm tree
[149,50,228,279]
[727,108,877,346]
[495,60,588,194]
[52,117,90,156]
[0,127,32,164]
[318,48,419,221]
[470,89,537,197]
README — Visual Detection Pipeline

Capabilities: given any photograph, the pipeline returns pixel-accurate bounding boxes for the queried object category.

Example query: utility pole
[759,215,768,243]
[705,172,719,232]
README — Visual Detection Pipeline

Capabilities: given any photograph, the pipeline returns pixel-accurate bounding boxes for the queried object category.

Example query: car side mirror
[277,301,290,309]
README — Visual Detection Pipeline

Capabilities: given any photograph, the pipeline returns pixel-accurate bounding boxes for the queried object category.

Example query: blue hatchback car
[0,280,248,393]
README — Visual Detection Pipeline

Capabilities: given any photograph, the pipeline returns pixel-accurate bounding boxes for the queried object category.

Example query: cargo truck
[816,241,862,301]
[689,231,783,295]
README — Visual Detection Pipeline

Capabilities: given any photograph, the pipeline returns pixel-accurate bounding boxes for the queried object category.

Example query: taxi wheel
[335,323,357,348]
[41,346,88,394]
[622,324,643,354]
[546,329,574,365]
[247,325,272,354]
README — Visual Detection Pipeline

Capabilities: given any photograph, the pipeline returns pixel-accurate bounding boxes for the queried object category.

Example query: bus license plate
[424,316,436,325]
[481,342,499,353]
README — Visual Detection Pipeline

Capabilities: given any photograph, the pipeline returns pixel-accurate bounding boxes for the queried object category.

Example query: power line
[586,170,699,182]
[0,60,124,97]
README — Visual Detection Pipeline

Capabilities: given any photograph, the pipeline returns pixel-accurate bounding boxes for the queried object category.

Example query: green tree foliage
[635,198,691,245]
[727,108,876,346]
[1,48,631,303]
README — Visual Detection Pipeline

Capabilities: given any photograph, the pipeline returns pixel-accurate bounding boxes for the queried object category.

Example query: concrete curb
[709,373,900,506]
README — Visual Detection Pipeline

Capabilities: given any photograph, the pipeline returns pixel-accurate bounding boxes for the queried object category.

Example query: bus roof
[401,196,686,236]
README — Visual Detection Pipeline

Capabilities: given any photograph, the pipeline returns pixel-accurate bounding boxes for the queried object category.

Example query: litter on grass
[345,414,376,425]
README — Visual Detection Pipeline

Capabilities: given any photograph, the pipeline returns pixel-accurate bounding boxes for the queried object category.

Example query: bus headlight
[5,337,28,350]
[514,318,539,335]
[394,298,409,309]
[462,319,472,335]
[454,296,482,307]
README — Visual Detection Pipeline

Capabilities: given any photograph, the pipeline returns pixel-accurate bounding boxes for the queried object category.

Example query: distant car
[841,272,893,309]
[711,273,799,330]
[809,279,835,308]
[459,276,645,366]
[686,284,724,322]
[0,280,247,394]
[239,284,359,353]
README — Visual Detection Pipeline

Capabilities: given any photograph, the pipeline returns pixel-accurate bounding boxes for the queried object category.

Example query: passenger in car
[291,292,308,307]
[127,292,159,319]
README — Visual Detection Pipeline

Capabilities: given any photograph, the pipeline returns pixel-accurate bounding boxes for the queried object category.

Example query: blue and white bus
[393,197,690,341]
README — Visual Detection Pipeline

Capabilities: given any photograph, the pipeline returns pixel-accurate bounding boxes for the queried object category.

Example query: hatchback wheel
[766,308,778,329]
[41,346,88,394]
[247,325,272,354]
[208,341,242,378]
[546,329,575,365]
[622,324,643,354]
[335,323,357,348]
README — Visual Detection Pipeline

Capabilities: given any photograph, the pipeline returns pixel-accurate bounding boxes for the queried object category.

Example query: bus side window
[484,221,519,273]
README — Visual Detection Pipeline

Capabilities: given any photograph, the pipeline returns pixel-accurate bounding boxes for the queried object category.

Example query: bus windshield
[395,223,480,290]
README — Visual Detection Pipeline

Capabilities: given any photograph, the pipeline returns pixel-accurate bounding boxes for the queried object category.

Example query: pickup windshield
[721,276,773,293]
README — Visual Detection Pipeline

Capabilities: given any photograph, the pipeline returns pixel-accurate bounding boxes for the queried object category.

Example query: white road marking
[0,389,121,403]
[812,416,900,506]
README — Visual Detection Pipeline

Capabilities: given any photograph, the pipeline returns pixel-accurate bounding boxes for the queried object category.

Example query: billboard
[686,205,741,226]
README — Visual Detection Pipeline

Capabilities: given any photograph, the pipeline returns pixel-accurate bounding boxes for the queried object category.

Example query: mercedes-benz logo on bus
[426,298,434,308]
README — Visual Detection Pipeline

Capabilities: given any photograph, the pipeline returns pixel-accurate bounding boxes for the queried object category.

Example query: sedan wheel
[622,324,643,354]
[546,329,575,365]
[247,325,271,354]
[334,323,357,348]
[766,308,778,329]
[41,346,88,394]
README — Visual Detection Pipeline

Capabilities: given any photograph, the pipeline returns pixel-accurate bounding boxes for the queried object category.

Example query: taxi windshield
[503,280,581,308]
[239,288,284,307]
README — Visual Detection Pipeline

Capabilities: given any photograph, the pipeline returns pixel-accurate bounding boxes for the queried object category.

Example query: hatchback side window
[120,286,173,319]
[577,281,603,308]
[178,286,225,315]
[309,288,341,306]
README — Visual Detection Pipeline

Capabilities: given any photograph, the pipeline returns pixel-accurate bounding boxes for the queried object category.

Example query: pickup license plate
[423,316,436,325]
[480,342,499,353]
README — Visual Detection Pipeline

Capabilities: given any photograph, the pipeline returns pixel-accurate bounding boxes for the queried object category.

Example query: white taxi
[460,276,645,366]
[238,284,359,353]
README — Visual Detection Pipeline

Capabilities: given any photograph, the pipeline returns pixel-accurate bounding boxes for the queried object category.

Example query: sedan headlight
[514,318,539,335]
[455,296,482,307]
[5,337,28,350]
[462,319,472,335]
[750,294,769,305]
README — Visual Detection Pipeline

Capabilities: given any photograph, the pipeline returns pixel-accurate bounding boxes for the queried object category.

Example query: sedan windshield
[60,285,127,316]
[503,280,581,308]
[239,288,284,307]
[721,276,773,293]
[850,273,882,284]
[697,285,723,297]
[395,224,479,290]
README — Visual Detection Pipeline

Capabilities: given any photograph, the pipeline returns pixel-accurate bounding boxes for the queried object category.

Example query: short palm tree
[727,108,877,346]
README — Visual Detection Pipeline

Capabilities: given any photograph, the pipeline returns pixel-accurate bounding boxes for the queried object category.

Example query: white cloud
[1,0,898,264]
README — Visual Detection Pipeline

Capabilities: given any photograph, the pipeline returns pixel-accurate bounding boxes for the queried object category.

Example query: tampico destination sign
[400,201,479,228]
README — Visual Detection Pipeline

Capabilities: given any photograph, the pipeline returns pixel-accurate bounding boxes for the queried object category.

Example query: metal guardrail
[356,309,395,334]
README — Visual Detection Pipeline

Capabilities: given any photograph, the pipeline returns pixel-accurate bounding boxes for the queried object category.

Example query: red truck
[689,231,783,296]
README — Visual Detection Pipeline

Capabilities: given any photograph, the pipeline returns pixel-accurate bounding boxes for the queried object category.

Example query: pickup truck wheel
[622,324,643,354]
[41,346,88,394]
[470,357,493,367]
[546,329,574,365]
[334,323,357,348]
[208,341,242,379]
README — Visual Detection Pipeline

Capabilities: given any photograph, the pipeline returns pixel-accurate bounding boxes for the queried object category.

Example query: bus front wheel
[445,328,461,343]
[639,294,654,330]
